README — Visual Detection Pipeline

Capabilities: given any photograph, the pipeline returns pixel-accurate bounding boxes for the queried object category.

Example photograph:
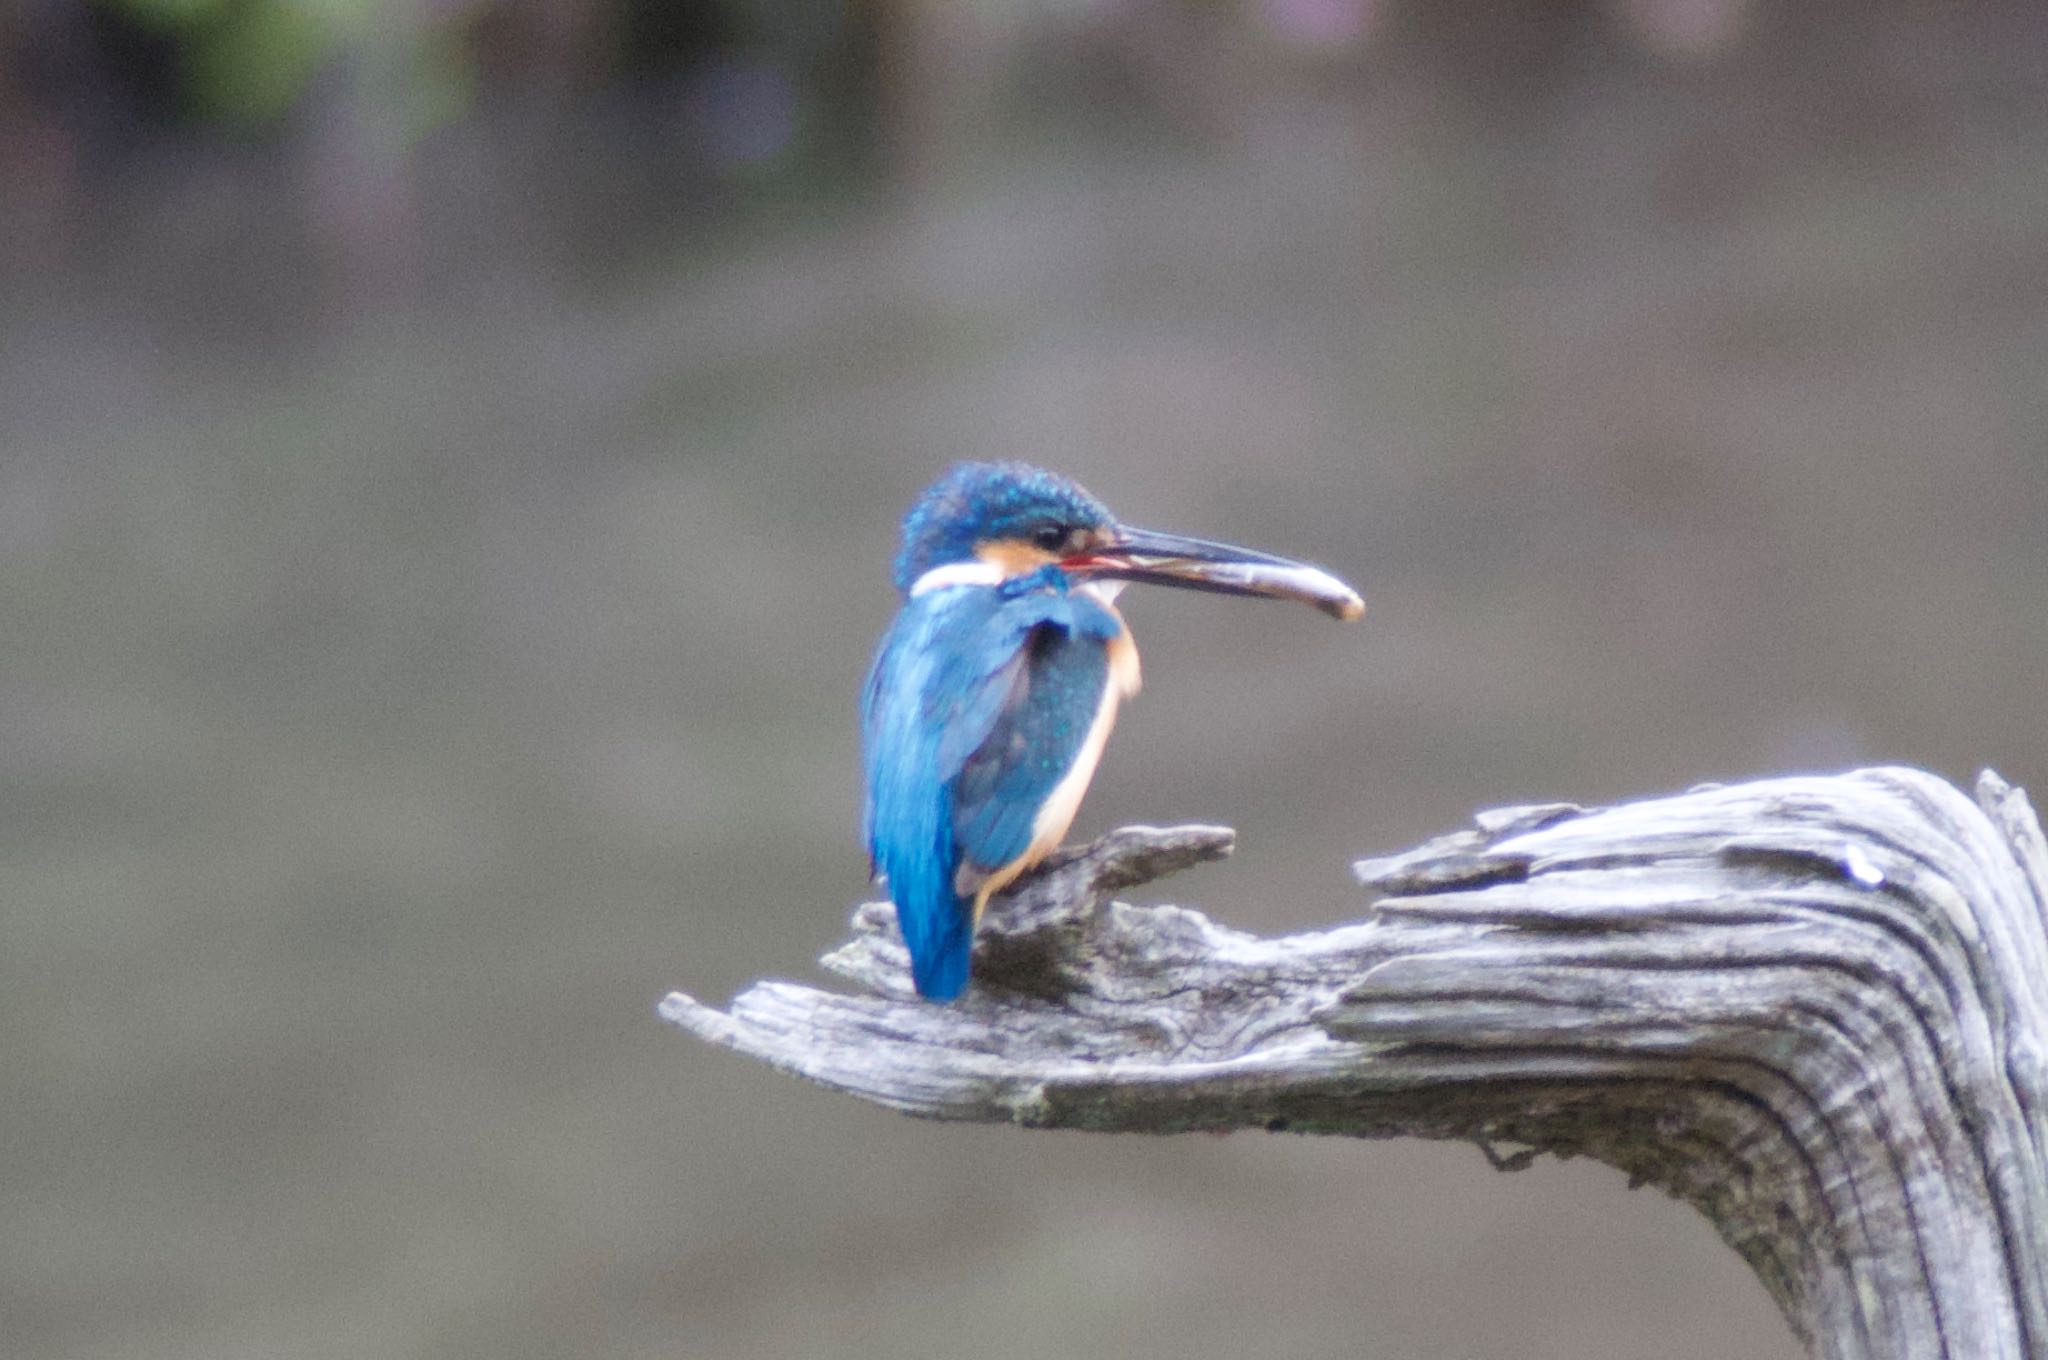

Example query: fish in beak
[1066,526,1365,621]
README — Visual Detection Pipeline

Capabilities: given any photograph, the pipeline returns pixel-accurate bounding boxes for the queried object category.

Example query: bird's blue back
[862,567,1122,999]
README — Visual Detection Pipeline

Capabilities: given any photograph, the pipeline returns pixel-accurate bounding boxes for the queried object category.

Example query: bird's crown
[892,462,1112,595]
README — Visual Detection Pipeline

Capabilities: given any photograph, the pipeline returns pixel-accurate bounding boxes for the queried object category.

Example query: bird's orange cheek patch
[975,539,1060,580]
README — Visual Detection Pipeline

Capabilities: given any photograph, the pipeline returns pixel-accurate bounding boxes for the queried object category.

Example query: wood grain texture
[663,768,2048,1360]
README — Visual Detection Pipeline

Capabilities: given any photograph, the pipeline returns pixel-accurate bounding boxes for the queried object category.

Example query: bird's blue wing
[860,587,1022,999]
[949,614,1113,880]
[861,577,1120,1000]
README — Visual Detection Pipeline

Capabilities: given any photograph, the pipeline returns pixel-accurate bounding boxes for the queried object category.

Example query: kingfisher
[861,462,1364,1001]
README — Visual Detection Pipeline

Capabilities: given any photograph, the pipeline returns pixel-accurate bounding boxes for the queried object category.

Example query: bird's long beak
[1067,526,1365,621]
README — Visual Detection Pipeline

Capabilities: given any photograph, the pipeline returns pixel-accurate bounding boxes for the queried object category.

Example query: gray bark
[662,766,2048,1360]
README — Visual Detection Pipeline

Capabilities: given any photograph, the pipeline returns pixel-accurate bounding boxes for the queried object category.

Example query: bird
[861,462,1364,1001]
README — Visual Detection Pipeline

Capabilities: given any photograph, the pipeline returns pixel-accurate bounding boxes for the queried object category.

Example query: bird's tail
[896,876,972,1001]
[870,782,974,1000]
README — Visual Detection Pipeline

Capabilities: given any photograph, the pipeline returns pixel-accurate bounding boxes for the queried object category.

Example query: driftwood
[662,766,2048,1360]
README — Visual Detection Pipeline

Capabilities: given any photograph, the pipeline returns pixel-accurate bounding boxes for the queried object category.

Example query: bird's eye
[1031,525,1069,552]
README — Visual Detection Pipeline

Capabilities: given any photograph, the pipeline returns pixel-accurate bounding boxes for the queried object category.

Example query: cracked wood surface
[663,767,2048,1360]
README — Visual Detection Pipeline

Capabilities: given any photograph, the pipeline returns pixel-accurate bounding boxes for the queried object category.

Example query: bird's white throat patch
[908,559,1007,596]
[910,563,1131,604]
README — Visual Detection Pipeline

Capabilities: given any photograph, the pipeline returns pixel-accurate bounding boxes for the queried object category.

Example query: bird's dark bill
[1068,527,1364,621]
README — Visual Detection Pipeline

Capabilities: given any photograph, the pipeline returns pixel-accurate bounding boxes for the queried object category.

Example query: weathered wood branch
[663,767,2048,1360]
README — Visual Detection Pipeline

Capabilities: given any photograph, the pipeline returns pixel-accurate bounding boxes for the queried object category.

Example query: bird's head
[892,462,1113,594]
[891,462,1364,620]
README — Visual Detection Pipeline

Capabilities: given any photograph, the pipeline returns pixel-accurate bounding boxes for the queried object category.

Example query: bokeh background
[7,1,2048,1357]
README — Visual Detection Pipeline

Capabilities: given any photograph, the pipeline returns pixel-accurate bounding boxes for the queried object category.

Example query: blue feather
[861,570,1121,999]
[892,464,1112,594]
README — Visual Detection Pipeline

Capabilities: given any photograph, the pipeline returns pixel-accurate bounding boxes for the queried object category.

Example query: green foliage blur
[107,0,419,125]
[87,0,822,131]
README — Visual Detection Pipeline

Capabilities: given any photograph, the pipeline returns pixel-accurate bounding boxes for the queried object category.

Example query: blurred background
[5,0,2047,1356]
